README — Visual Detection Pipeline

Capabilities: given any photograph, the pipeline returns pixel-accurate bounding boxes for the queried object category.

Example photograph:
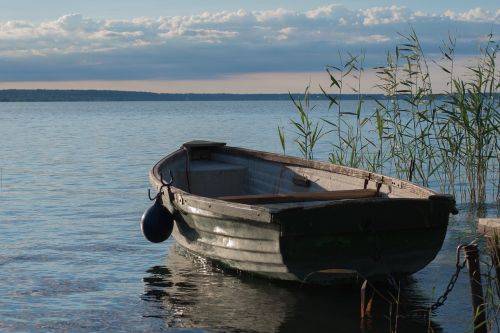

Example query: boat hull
[162,193,448,284]
[150,143,453,284]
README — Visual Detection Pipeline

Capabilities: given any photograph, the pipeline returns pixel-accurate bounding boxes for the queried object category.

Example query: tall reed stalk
[433,34,461,196]
[321,51,371,168]
[288,85,327,160]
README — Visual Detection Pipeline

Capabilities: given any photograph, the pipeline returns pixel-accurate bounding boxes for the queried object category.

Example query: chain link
[430,244,467,311]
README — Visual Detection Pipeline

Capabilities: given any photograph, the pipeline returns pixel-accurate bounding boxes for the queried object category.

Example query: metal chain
[430,244,467,311]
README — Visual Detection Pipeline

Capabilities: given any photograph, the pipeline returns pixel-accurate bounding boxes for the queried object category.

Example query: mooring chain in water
[430,243,468,311]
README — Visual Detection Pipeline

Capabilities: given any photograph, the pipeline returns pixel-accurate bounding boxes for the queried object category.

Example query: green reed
[373,28,440,187]
[444,34,499,204]
[320,51,372,168]
[287,85,327,160]
[279,29,499,206]
[432,33,461,196]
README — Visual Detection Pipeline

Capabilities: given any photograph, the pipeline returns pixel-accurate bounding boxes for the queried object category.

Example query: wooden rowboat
[147,141,457,284]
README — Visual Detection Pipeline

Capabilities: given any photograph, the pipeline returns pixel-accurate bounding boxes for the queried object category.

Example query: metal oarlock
[148,169,174,201]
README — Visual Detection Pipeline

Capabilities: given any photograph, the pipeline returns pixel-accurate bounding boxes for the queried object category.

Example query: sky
[0,1,498,93]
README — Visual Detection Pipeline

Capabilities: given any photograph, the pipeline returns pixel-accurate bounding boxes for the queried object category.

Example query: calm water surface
[0,101,497,332]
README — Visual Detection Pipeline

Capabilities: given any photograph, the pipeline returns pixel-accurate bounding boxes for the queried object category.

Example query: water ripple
[14,277,103,297]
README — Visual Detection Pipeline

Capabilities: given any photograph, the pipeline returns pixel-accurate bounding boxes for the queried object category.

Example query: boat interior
[156,142,431,206]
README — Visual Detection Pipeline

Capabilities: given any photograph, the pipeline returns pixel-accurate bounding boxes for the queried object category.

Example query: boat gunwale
[149,145,440,223]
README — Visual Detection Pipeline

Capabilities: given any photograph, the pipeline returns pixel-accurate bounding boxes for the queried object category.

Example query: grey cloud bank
[0,5,498,81]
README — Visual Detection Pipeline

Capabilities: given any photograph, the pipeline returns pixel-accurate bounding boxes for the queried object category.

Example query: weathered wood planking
[478,218,500,237]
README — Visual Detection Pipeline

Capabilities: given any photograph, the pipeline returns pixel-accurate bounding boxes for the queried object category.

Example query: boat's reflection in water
[142,245,442,333]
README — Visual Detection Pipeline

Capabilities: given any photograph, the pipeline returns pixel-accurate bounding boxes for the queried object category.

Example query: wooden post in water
[478,218,500,290]
[464,244,487,333]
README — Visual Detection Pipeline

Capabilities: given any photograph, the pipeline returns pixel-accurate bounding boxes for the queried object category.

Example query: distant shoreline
[0,89,385,102]
[0,89,469,102]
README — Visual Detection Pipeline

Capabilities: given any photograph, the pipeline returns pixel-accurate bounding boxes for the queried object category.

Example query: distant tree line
[0,89,386,102]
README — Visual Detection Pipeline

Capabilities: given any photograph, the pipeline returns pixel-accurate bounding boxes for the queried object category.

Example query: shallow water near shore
[0,101,497,332]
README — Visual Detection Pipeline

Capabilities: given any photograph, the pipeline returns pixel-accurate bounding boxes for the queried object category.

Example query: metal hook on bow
[148,169,174,201]
[148,188,162,201]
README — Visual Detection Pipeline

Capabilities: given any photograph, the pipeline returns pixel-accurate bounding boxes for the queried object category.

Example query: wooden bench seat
[218,189,378,204]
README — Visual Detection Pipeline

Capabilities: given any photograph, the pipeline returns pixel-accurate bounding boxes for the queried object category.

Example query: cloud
[253,8,295,22]
[360,6,410,25]
[305,5,342,19]
[0,5,498,82]
[443,8,500,22]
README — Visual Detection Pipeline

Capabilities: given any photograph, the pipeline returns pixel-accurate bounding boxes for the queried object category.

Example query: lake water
[0,101,497,332]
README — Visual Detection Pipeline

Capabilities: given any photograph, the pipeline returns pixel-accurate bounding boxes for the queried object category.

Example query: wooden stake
[464,244,487,333]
